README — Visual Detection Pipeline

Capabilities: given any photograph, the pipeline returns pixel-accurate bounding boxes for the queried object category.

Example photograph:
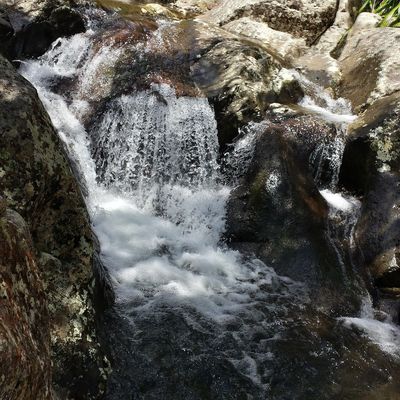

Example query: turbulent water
[20,7,400,400]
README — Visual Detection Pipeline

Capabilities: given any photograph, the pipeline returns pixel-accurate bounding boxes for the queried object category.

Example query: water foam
[20,29,301,331]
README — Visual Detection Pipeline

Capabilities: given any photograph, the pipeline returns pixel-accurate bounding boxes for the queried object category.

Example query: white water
[19,28,302,335]
[320,189,360,213]
[18,13,400,383]
[341,298,400,358]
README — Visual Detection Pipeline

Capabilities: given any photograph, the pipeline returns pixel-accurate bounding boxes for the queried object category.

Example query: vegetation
[360,0,400,27]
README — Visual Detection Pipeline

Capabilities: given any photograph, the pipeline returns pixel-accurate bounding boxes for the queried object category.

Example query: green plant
[360,0,400,27]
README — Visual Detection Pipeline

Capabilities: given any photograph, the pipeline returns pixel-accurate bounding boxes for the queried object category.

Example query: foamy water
[20,28,301,334]
[341,298,400,358]
[19,12,400,390]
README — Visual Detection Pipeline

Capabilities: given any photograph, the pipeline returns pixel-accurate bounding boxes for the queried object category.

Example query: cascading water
[292,71,400,358]
[19,6,400,399]
[20,13,310,398]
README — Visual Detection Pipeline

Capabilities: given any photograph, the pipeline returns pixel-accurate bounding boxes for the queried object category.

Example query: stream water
[19,4,400,399]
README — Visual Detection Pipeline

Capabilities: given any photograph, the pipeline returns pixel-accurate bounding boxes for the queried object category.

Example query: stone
[294,0,352,88]
[0,209,53,400]
[338,27,400,112]
[223,17,307,63]
[225,115,355,312]
[339,93,400,290]
[347,11,382,38]
[312,0,352,54]
[0,55,107,398]
[0,0,86,59]
[200,0,338,45]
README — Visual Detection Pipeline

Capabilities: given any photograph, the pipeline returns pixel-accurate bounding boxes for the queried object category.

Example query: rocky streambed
[1,0,400,399]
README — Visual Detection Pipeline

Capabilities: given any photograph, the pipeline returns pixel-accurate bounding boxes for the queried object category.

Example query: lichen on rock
[0,54,108,398]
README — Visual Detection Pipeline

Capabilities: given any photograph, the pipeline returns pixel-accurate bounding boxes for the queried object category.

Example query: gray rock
[338,27,400,112]
[0,208,53,400]
[0,55,108,399]
[340,93,400,291]
[0,0,86,59]
[200,0,338,45]
[225,115,357,313]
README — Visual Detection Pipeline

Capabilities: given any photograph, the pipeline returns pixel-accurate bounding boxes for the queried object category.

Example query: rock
[98,0,182,20]
[192,35,303,148]
[0,12,13,56]
[225,115,355,312]
[0,0,86,59]
[338,27,400,112]
[70,17,301,150]
[0,209,53,400]
[294,0,352,88]
[172,0,219,15]
[339,93,400,290]
[347,11,382,38]
[223,17,307,63]
[200,0,338,45]
[295,53,342,88]
[313,0,353,54]
[0,55,107,398]
[354,172,400,288]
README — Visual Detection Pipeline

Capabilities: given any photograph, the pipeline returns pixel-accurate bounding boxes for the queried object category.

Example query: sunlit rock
[338,27,400,112]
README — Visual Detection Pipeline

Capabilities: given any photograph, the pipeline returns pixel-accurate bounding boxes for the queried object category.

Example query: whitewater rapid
[18,10,400,397]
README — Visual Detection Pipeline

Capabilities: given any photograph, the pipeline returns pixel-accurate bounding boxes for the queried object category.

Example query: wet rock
[0,55,107,398]
[0,208,53,400]
[225,115,355,311]
[340,94,400,291]
[0,0,86,59]
[338,27,400,112]
[72,17,300,149]
[200,0,338,45]
[0,11,13,56]
[192,36,303,148]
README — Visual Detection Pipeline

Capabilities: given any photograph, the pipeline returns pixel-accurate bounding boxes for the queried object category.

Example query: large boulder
[0,205,53,400]
[190,24,303,147]
[222,17,307,63]
[339,93,400,291]
[200,0,338,45]
[225,115,357,313]
[0,0,87,59]
[0,55,107,398]
[293,0,353,88]
[338,27,400,112]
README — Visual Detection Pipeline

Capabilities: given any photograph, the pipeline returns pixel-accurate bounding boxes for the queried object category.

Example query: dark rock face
[225,116,356,312]
[0,55,107,398]
[0,1,86,60]
[0,206,53,400]
[340,93,400,292]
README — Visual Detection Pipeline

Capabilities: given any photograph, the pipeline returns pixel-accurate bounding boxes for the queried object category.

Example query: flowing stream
[20,6,400,399]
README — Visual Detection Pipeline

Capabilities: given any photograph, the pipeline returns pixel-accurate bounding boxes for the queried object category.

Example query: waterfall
[18,7,400,398]
[19,16,310,392]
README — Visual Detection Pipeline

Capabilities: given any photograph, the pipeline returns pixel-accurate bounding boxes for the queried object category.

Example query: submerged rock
[0,55,107,398]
